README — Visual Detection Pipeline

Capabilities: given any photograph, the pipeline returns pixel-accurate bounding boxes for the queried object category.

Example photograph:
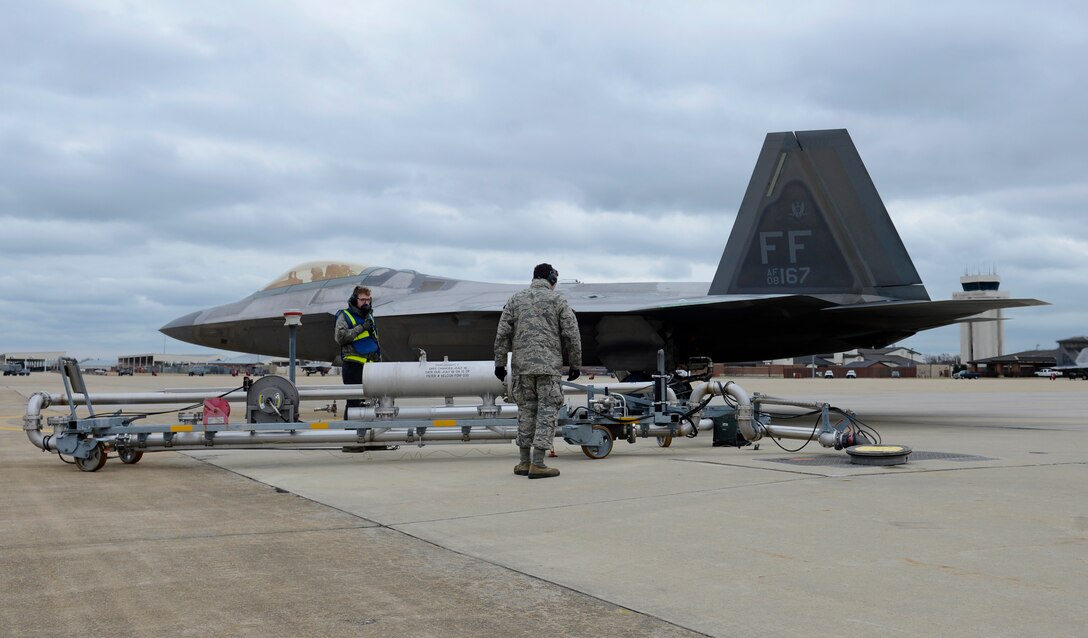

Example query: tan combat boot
[514,447,531,476]
[528,448,559,479]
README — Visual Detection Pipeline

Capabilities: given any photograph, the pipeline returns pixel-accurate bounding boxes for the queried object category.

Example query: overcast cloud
[2,0,1085,360]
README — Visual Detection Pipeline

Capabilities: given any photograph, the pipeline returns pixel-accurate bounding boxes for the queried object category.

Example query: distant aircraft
[161,129,1046,372]
[1053,349,1088,379]
[301,361,333,376]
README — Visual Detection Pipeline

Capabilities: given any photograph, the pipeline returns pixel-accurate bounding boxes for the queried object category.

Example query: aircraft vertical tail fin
[709,129,929,301]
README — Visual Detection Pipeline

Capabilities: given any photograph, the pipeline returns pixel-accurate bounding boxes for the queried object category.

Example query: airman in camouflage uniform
[335,285,380,409]
[494,263,582,479]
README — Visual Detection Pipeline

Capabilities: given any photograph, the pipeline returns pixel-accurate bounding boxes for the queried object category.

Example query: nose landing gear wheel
[118,448,144,465]
[75,443,107,472]
[581,425,615,459]
[656,434,673,447]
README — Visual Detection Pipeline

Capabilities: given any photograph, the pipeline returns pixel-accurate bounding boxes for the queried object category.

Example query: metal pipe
[667,419,698,438]
[24,350,722,463]
[762,423,841,448]
[107,418,702,452]
[122,427,523,449]
[23,392,52,452]
[361,360,504,399]
[24,386,704,456]
[48,379,668,409]
[163,384,350,393]
[360,361,667,399]
[346,405,519,420]
[689,380,756,441]
[751,394,841,447]
[688,381,713,410]
[727,382,756,442]
[49,387,365,406]
[569,381,672,396]
[752,394,831,411]
[288,324,297,384]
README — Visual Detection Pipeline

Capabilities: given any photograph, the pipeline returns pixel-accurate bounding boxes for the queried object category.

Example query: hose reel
[246,376,300,423]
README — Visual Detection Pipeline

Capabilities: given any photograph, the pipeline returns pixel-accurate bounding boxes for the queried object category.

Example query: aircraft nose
[160,310,202,345]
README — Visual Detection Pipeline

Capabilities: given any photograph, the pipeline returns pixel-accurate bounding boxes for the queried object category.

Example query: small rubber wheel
[580,425,615,459]
[118,448,144,465]
[75,443,108,472]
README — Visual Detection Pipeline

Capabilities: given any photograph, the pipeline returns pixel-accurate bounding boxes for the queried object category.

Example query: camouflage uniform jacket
[494,278,582,375]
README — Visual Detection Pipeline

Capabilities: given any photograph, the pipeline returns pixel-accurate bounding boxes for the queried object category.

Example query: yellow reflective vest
[339,309,380,364]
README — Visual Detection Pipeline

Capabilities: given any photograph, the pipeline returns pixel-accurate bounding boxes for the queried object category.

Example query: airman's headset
[533,263,559,286]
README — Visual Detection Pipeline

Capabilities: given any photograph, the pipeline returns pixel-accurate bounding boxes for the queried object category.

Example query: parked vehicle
[117,367,134,376]
[845,370,857,378]
[823,370,835,378]
[2,364,30,376]
[1034,368,1058,378]
[302,361,332,376]
[953,370,980,379]
[189,366,207,376]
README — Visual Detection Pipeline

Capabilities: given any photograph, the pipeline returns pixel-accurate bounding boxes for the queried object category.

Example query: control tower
[953,272,1009,362]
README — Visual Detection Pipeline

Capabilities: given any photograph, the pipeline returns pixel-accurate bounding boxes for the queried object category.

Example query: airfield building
[954,272,1009,363]
[0,352,66,372]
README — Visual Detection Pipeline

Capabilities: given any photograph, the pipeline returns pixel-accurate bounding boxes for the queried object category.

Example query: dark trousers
[342,359,364,408]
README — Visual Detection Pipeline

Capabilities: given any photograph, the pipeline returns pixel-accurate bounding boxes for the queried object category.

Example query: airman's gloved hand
[360,318,374,331]
[495,366,507,381]
[566,367,580,382]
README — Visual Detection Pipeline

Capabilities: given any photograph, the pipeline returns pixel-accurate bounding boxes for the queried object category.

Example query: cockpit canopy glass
[263,261,368,290]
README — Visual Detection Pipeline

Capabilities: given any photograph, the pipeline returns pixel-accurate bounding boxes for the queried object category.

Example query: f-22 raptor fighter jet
[1053,348,1088,379]
[161,129,1045,372]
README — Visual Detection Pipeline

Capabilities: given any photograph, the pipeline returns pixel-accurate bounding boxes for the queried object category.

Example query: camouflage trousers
[512,374,564,450]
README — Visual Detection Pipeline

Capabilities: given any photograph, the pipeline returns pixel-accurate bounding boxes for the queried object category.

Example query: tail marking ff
[709,129,928,301]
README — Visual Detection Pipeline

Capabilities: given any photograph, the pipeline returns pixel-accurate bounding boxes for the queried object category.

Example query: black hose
[114,385,247,423]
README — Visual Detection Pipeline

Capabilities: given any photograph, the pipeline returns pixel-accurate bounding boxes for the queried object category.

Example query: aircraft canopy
[262,261,368,290]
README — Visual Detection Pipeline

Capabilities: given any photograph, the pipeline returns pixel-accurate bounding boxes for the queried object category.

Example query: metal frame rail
[24,355,869,472]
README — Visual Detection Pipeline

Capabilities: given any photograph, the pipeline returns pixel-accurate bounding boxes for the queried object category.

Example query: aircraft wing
[819,297,1048,330]
[567,294,1049,366]
[378,292,1047,368]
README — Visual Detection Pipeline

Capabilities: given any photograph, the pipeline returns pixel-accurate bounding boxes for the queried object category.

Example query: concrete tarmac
[2,372,1086,637]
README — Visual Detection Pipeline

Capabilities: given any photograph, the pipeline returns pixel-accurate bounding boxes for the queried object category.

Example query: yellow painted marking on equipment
[432,419,457,427]
[852,445,907,453]
[0,426,25,431]
[310,422,330,429]
[170,425,194,432]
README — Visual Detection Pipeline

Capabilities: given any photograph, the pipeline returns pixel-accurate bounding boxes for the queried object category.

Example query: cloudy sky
[2,0,1085,361]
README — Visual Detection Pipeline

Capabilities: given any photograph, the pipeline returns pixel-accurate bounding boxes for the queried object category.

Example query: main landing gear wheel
[656,434,673,447]
[581,425,615,459]
[75,443,107,472]
[118,448,144,465]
